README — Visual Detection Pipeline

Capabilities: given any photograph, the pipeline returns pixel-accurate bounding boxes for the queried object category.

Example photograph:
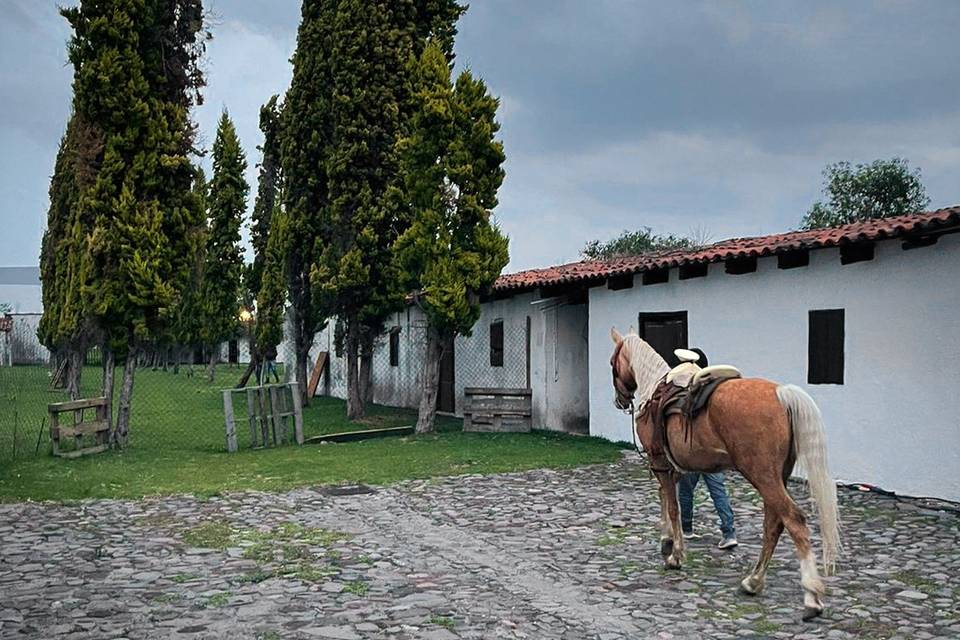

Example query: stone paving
[2,451,959,640]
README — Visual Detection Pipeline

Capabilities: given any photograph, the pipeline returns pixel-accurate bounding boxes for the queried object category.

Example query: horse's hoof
[664,556,683,571]
[739,577,762,596]
[802,606,824,622]
[660,539,674,557]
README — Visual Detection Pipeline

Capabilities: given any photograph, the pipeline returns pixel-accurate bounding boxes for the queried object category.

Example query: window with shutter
[490,320,504,367]
[389,326,401,367]
[808,309,844,384]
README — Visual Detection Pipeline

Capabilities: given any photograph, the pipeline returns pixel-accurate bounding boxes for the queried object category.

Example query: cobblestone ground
[2,451,959,640]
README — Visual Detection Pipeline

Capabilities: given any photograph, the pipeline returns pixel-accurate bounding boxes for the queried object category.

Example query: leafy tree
[395,42,509,433]
[171,166,209,375]
[310,0,423,419]
[62,0,208,445]
[281,0,336,402]
[235,97,285,388]
[256,206,290,361]
[248,96,284,298]
[800,158,930,230]
[282,0,463,411]
[200,111,247,381]
[38,115,93,398]
[582,227,693,260]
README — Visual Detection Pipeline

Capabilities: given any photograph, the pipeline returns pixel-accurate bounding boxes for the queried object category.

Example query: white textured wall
[588,234,960,501]
[285,291,592,433]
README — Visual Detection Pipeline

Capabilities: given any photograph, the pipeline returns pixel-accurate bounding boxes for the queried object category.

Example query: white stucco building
[304,207,960,501]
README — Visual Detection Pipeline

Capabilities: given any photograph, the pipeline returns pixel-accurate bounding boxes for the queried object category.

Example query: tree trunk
[415,324,443,434]
[102,347,115,433]
[206,346,218,382]
[66,348,83,400]
[346,320,364,420]
[173,345,182,374]
[359,329,374,405]
[295,342,309,403]
[236,355,258,389]
[113,350,138,448]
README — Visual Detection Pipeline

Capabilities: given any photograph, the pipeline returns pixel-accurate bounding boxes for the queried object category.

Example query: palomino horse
[609,327,840,621]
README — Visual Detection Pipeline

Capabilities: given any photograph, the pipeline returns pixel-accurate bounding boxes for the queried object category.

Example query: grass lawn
[1,363,457,457]
[0,364,625,502]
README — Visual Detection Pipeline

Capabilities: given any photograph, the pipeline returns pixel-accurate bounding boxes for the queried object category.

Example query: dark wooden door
[437,336,455,413]
[228,339,239,364]
[638,312,688,367]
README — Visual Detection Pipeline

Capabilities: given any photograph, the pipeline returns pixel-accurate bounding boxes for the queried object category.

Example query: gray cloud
[1,0,958,272]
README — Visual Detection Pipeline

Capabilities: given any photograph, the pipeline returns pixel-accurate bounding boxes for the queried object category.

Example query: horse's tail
[776,384,841,575]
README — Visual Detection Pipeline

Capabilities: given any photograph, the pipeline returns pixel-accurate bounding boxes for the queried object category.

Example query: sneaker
[718,536,738,550]
[682,530,700,540]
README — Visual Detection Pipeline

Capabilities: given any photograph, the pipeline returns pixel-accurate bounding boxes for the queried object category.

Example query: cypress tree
[200,111,248,382]
[256,206,290,363]
[249,96,283,298]
[281,0,337,402]
[38,115,90,398]
[236,97,284,388]
[395,42,509,433]
[283,0,464,410]
[62,0,208,445]
[172,167,209,375]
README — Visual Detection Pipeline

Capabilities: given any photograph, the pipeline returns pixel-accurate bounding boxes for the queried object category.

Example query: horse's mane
[624,334,670,404]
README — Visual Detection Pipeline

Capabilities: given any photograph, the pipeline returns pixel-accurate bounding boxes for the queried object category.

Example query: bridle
[611,340,642,451]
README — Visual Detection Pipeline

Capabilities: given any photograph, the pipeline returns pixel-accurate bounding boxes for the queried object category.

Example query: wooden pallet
[463,387,532,433]
[49,397,111,458]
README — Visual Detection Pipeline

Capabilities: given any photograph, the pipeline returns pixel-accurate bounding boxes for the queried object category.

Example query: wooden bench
[49,397,111,458]
[463,387,532,433]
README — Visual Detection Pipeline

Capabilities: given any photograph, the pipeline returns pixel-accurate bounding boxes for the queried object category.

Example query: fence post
[223,389,237,453]
[257,386,270,446]
[246,387,258,448]
[290,382,304,445]
[269,385,284,444]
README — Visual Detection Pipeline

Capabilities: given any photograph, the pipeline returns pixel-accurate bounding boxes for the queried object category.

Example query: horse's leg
[656,471,684,569]
[740,502,783,595]
[657,481,674,558]
[781,497,826,621]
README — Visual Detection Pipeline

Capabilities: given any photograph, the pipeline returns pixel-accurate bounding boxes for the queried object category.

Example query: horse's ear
[610,327,623,345]
[628,325,637,336]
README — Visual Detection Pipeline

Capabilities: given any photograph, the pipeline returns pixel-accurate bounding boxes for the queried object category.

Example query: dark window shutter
[490,320,504,367]
[389,327,400,367]
[808,309,844,384]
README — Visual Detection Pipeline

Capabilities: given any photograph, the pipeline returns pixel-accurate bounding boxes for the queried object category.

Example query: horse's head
[610,327,638,411]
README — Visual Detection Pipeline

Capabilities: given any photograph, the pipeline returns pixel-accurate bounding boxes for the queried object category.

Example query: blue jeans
[679,472,736,538]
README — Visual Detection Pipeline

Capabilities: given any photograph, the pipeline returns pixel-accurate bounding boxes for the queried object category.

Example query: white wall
[285,291,592,433]
[588,234,960,501]
[0,284,43,314]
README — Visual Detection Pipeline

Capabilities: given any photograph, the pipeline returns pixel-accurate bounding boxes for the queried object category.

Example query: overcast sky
[2,1,959,272]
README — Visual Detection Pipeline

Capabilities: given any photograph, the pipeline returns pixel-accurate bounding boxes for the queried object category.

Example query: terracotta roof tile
[494,206,960,292]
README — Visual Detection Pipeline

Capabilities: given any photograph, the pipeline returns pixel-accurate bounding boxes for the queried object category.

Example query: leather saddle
[640,350,742,472]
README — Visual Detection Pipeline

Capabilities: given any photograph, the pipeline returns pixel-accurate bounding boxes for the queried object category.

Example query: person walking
[678,347,738,549]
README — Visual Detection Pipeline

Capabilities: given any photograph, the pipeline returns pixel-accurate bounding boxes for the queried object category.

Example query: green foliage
[310,0,421,328]
[581,227,693,260]
[256,206,291,350]
[280,0,337,374]
[394,43,509,337]
[171,167,209,349]
[199,112,247,347]
[800,158,930,230]
[38,115,94,351]
[282,0,466,395]
[62,0,207,346]
[248,96,284,298]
